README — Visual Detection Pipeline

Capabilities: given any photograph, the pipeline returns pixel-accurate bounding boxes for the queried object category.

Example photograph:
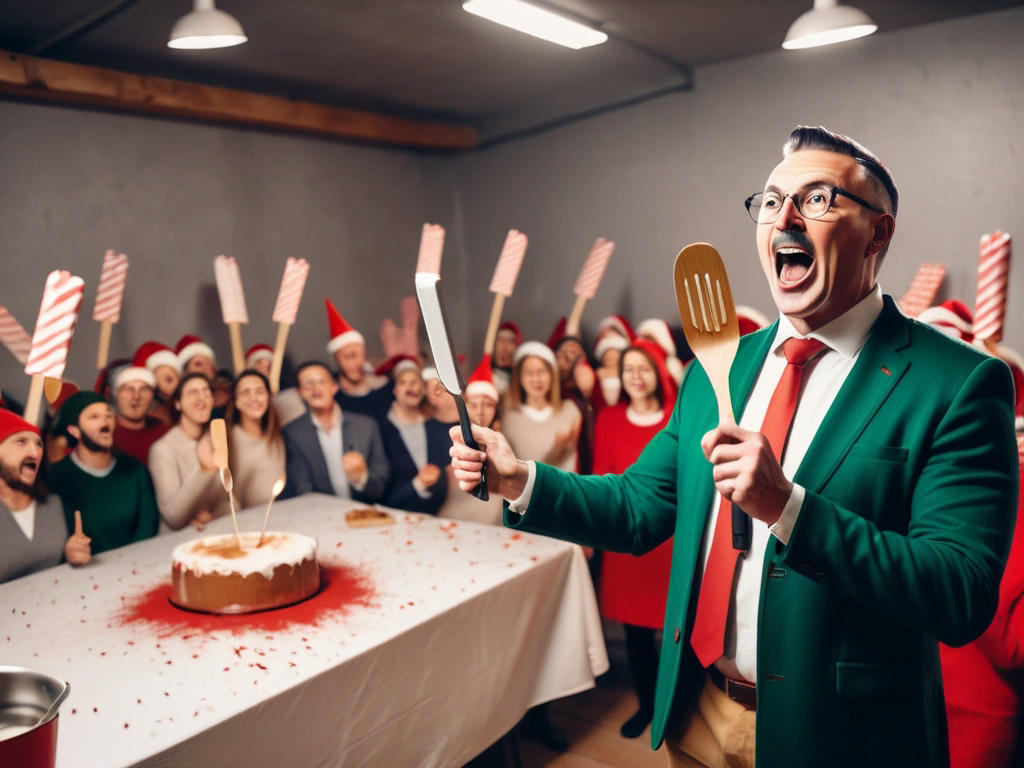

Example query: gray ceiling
[1,0,1020,143]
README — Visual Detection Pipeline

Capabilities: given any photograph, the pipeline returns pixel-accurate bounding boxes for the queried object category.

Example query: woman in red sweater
[593,339,677,738]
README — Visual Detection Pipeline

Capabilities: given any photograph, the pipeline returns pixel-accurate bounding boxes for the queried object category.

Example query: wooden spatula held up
[673,243,749,550]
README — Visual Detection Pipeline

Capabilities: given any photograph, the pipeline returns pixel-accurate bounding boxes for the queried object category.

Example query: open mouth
[21,460,38,473]
[774,246,815,288]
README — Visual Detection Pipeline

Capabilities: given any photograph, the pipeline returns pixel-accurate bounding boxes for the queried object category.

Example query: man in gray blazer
[282,362,389,502]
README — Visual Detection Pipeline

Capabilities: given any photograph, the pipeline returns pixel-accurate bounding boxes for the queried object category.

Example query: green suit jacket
[507,297,1018,767]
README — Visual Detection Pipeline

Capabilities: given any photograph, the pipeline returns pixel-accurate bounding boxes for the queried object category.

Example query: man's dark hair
[783,126,898,216]
[294,360,333,382]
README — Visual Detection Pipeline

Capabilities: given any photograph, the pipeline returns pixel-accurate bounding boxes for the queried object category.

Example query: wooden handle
[44,377,63,405]
[96,319,113,370]
[228,322,245,376]
[270,322,290,395]
[74,509,84,537]
[209,418,229,469]
[566,294,587,337]
[482,294,505,356]
[24,375,44,427]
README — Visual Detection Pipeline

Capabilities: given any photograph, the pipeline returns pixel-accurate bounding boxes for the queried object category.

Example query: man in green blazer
[449,126,1019,767]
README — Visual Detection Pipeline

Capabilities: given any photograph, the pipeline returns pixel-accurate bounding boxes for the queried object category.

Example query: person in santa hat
[439,355,505,525]
[112,349,171,465]
[244,344,274,378]
[635,318,686,386]
[377,355,449,514]
[325,299,393,424]
[593,339,679,739]
[593,314,635,409]
[0,408,90,582]
[919,299,1024,768]
[491,321,522,396]
[421,364,459,425]
[548,318,596,474]
[174,334,218,382]
[282,361,389,502]
[49,392,160,554]
[135,341,181,424]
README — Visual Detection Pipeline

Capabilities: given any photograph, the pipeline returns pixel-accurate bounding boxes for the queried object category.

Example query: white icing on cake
[172,532,318,580]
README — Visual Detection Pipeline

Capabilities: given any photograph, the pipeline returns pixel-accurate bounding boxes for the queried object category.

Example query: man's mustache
[771,231,815,255]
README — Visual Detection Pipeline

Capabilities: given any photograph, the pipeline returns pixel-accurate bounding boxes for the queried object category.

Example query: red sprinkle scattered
[113,565,377,635]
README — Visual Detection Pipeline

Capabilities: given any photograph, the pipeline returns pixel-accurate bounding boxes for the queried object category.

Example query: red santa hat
[593,331,631,365]
[112,361,156,390]
[636,318,685,385]
[375,354,420,379]
[245,343,274,368]
[496,321,523,346]
[175,334,216,368]
[49,380,80,413]
[546,317,568,350]
[135,341,181,374]
[513,340,557,370]
[93,357,131,394]
[596,314,635,341]
[325,299,365,355]
[465,354,499,403]
[624,338,678,411]
[0,407,41,443]
[917,300,974,343]
[736,305,771,337]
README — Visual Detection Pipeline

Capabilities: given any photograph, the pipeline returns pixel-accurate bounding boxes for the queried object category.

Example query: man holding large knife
[448,126,1018,767]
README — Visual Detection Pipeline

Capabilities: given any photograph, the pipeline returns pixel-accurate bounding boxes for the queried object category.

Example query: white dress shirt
[312,404,370,497]
[511,285,885,683]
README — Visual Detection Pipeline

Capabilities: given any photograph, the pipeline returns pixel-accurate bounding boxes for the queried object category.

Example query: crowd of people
[2,125,1023,765]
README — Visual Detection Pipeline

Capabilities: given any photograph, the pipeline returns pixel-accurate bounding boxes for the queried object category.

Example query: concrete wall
[1,6,1022,405]
[0,102,462,401]
[458,6,1024,356]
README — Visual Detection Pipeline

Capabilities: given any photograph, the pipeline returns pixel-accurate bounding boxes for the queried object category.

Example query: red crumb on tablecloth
[114,565,377,635]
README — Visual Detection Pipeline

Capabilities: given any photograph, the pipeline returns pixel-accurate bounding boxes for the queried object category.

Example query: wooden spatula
[673,243,749,550]
[674,243,740,418]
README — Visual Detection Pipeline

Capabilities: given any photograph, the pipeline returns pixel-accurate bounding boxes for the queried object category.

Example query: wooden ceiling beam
[0,49,478,150]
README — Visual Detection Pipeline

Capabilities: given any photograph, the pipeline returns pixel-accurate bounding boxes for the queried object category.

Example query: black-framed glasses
[744,185,883,224]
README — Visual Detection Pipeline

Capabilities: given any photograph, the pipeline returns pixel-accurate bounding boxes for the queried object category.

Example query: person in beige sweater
[500,342,581,473]
[227,370,286,508]
[148,372,229,530]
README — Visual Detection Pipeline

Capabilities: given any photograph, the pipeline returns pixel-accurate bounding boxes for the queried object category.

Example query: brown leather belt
[708,666,757,711]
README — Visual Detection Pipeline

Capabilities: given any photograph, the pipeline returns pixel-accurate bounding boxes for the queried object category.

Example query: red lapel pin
[881,366,892,376]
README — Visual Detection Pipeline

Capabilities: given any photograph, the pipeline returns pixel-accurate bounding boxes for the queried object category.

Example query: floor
[467,640,667,768]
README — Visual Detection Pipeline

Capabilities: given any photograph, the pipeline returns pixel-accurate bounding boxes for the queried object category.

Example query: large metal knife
[415,272,489,501]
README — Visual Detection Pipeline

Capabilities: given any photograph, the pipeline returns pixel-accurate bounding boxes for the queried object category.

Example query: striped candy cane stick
[898,262,946,318]
[214,255,249,375]
[974,230,1012,344]
[269,258,310,393]
[25,271,86,425]
[0,306,32,366]
[484,229,529,355]
[567,237,615,336]
[416,223,445,275]
[93,250,129,369]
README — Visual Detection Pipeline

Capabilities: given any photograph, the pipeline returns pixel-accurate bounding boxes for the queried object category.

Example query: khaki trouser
[662,674,757,768]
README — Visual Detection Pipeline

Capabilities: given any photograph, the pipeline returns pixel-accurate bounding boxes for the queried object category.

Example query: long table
[1,494,608,767]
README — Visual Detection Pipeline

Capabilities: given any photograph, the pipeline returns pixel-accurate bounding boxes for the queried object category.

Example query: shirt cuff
[768,483,804,545]
[506,460,537,513]
[350,470,369,493]
[412,476,431,499]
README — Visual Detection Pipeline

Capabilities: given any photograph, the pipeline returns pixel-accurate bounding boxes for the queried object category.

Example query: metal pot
[0,666,70,768]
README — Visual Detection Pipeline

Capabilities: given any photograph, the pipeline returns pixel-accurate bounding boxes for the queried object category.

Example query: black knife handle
[732,504,751,550]
[456,396,489,501]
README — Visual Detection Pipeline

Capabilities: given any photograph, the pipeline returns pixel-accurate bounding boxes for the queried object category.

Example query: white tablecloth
[1,494,608,767]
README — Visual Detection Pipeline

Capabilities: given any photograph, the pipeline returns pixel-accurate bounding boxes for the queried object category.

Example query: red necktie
[690,337,828,668]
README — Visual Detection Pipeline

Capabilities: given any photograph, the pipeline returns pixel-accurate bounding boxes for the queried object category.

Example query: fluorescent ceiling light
[169,0,247,50]
[783,0,877,50]
[463,0,608,50]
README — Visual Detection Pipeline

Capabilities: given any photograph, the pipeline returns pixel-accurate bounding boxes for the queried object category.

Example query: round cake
[171,532,320,614]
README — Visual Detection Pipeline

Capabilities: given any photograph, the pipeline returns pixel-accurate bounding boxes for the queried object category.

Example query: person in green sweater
[49,391,160,554]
